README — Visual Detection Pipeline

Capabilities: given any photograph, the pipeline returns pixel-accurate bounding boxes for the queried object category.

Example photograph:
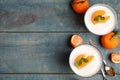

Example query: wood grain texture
[0,33,120,74]
[0,33,96,73]
[0,74,120,80]
[0,0,120,80]
[0,0,119,31]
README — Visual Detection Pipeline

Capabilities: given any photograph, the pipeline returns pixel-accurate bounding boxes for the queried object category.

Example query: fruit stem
[113,31,120,38]
[72,0,87,4]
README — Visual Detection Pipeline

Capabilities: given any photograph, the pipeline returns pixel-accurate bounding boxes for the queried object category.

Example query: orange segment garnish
[91,10,110,25]
[75,54,85,64]
[74,54,94,69]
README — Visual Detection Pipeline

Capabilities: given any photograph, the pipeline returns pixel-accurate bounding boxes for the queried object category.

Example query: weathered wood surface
[0,0,120,80]
[0,33,95,73]
[0,74,120,80]
[0,33,120,74]
[0,0,119,32]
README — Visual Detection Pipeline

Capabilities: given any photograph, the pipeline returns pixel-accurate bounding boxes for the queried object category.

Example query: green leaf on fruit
[113,31,120,38]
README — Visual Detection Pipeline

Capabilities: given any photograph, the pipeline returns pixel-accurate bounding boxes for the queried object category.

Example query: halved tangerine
[111,53,120,63]
[70,34,83,48]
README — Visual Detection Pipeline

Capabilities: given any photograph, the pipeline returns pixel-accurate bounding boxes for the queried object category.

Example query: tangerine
[70,34,83,48]
[111,53,120,63]
[101,32,119,49]
[72,0,89,14]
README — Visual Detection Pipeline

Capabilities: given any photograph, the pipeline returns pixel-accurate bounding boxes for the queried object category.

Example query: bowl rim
[69,44,103,77]
[84,3,117,35]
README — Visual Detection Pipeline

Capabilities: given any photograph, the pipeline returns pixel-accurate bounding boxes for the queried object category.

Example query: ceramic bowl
[69,45,102,77]
[84,4,117,35]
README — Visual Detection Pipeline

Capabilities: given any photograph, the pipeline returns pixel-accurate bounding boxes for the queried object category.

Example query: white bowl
[84,4,117,35]
[69,45,102,77]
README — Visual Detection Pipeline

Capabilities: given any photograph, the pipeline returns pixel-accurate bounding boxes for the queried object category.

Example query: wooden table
[0,0,120,80]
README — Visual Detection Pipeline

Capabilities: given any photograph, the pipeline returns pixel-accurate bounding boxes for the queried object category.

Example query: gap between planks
[0,31,89,33]
[0,73,120,75]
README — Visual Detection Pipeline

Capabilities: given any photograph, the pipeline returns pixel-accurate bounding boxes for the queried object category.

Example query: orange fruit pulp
[70,34,83,48]
[111,53,120,63]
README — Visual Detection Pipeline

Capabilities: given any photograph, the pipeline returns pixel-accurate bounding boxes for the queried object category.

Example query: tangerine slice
[74,54,94,69]
[75,54,85,64]
[70,34,83,48]
[111,53,120,63]
[91,10,110,24]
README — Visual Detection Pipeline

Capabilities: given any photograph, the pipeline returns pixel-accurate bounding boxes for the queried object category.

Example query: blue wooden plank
[0,0,119,31]
[0,74,120,80]
[0,33,97,73]
[0,0,120,79]
[0,33,119,74]
[0,74,107,80]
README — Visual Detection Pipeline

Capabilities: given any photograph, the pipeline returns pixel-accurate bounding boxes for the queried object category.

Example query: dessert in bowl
[69,45,102,77]
[84,4,117,35]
